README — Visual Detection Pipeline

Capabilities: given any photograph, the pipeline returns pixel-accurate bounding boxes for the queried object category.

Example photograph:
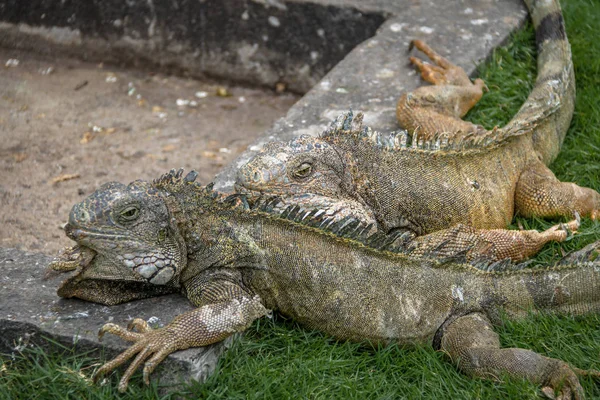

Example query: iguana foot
[539,363,585,400]
[409,39,485,89]
[545,366,600,399]
[547,216,580,241]
[397,41,487,137]
[95,320,179,392]
[93,296,267,392]
[441,313,586,400]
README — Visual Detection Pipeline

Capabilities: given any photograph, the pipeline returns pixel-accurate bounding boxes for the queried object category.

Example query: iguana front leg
[94,291,268,392]
[440,313,588,399]
[516,161,600,220]
[406,219,579,263]
[396,40,488,140]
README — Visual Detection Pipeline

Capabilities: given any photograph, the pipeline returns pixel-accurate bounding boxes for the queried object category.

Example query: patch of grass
[0,339,166,400]
[2,1,599,399]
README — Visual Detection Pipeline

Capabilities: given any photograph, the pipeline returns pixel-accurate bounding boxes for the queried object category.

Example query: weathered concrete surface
[0,0,529,390]
[0,247,231,385]
[214,0,528,190]
[0,0,386,93]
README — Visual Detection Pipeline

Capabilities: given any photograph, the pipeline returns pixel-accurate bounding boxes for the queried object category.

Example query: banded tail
[503,0,575,164]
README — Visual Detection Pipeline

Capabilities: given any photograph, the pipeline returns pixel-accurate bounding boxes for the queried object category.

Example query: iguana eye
[293,162,312,179]
[119,206,139,222]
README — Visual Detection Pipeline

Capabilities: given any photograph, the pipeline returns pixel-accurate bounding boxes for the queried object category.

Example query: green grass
[2,0,600,398]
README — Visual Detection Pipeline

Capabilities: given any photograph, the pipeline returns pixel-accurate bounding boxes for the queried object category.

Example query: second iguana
[234,0,599,258]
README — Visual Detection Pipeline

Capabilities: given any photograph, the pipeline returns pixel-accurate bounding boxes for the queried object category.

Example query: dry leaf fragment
[202,150,217,159]
[12,153,27,163]
[80,132,94,144]
[51,174,80,184]
[145,153,167,161]
[275,82,286,93]
[216,87,232,97]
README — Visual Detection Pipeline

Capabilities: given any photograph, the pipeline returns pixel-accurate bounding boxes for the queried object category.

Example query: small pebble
[216,87,232,97]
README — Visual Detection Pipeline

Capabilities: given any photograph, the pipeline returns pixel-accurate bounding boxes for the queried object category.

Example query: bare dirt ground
[0,48,299,255]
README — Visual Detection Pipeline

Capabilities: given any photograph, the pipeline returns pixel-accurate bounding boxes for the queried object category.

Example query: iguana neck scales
[235,0,599,241]
[50,170,600,397]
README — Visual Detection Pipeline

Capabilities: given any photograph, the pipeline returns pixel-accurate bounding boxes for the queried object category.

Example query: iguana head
[235,111,385,229]
[235,134,352,198]
[60,178,187,286]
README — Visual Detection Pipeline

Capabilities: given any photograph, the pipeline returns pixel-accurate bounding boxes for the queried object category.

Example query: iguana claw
[45,245,95,279]
[409,39,475,87]
[541,361,600,399]
[95,320,178,392]
[541,363,585,400]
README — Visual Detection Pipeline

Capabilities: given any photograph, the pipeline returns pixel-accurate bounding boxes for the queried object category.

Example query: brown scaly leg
[516,161,600,220]
[440,313,595,399]
[406,219,579,263]
[396,40,488,140]
[93,283,268,392]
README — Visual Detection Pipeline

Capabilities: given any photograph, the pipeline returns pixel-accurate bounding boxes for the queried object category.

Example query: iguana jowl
[234,0,600,260]
[50,169,600,398]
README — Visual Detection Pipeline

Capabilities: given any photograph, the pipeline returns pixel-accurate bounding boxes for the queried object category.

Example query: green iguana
[49,169,600,398]
[234,0,600,261]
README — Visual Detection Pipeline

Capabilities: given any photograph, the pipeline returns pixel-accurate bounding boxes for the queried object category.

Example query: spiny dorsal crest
[152,170,405,250]
[152,169,521,271]
[251,195,410,251]
[153,168,199,187]
[321,110,537,153]
[321,110,409,152]
[153,168,219,200]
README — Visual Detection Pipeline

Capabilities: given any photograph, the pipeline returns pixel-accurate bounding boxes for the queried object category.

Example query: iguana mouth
[65,225,126,241]
[63,224,176,285]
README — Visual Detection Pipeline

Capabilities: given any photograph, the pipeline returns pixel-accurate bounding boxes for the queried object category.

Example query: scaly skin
[235,0,600,254]
[49,169,600,398]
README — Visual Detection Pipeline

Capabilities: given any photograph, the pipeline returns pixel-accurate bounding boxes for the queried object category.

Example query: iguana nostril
[69,204,90,226]
[253,172,261,182]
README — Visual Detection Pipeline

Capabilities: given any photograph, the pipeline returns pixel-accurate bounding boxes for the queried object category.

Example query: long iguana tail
[503,0,575,164]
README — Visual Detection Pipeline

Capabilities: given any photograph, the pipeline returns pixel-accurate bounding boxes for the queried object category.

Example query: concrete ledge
[0,248,230,386]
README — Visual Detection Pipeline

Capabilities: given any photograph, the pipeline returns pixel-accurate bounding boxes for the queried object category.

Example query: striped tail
[502,0,575,164]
